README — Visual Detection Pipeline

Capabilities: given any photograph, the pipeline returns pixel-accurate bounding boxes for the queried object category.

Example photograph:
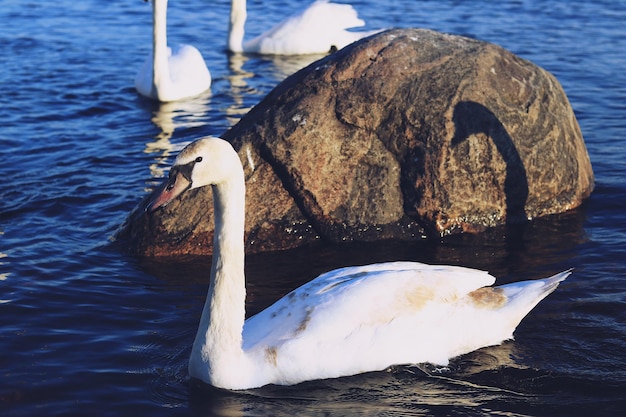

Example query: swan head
[148,137,240,212]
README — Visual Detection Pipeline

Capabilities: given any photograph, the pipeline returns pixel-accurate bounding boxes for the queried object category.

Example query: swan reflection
[224,52,327,125]
[266,53,326,80]
[225,53,257,126]
[188,343,531,416]
[144,94,211,183]
[0,248,9,287]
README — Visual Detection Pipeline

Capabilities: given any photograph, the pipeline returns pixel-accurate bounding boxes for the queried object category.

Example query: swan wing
[241,264,570,386]
[165,45,211,98]
[134,54,154,98]
[167,45,211,83]
[243,261,495,351]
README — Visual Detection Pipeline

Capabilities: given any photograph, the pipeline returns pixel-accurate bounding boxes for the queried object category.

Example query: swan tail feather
[497,269,571,323]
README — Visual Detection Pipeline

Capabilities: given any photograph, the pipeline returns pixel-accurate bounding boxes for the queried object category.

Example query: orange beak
[147,170,192,213]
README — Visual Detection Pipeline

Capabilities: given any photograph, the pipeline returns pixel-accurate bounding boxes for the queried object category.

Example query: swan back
[232,0,380,55]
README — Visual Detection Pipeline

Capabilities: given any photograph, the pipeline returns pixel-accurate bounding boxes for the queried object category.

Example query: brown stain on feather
[363,286,438,327]
[467,287,507,309]
[265,346,278,366]
[294,308,313,335]
[402,286,438,310]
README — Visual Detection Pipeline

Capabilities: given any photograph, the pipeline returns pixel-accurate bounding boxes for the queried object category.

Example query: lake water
[1,0,625,415]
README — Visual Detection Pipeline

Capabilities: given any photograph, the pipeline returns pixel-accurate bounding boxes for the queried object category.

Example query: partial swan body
[135,0,211,102]
[228,0,381,55]
[148,137,571,390]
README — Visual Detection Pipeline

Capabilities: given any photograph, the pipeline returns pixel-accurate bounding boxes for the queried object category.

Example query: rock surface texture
[120,28,594,256]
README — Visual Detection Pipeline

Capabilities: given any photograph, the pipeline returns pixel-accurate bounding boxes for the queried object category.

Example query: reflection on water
[144,95,212,180]
[265,53,326,80]
[223,52,324,118]
[186,345,534,417]
[0,229,9,301]
[224,52,328,124]
[226,54,257,126]
[0,248,9,295]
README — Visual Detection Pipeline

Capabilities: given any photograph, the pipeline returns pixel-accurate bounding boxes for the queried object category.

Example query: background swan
[148,137,570,390]
[135,0,211,102]
[228,0,381,55]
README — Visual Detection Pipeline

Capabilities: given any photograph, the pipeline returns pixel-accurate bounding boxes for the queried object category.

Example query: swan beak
[147,170,192,213]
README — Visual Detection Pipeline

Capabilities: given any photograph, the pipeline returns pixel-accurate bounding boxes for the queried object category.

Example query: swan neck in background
[228,0,247,53]
[152,0,171,95]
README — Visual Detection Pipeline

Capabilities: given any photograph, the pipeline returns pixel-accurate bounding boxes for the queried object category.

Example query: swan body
[228,0,380,55]
[135,0,211,102]
[148,137,570,390]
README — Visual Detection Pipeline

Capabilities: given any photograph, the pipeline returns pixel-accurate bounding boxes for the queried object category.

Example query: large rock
[119,28,594,256]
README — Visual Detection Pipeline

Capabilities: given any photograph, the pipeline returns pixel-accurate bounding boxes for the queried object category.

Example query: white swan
[228,0,380,55]
[135,0,211,102]
[148,137,571,390]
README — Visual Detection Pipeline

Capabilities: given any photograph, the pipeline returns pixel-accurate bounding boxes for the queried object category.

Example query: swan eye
[195,157,203,163]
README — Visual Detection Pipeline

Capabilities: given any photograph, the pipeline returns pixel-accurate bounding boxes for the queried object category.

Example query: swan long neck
[152,0,170,94]
[228,0,247,53]
[190,163,247,385]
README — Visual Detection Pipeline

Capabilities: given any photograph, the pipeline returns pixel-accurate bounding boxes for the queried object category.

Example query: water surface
[1,0,625,415]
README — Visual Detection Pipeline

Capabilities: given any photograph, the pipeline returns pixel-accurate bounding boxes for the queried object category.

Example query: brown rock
[118,28,593,256]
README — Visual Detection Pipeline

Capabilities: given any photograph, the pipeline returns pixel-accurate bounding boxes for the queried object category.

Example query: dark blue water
[1,0,625,415]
